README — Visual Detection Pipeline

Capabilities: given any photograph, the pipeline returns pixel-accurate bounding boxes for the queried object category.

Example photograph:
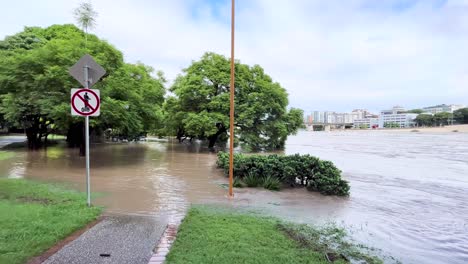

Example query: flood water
[1,131,468,264]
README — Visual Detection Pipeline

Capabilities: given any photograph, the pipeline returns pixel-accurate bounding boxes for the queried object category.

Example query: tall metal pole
[84,65,91,206]
[229,0,235,197]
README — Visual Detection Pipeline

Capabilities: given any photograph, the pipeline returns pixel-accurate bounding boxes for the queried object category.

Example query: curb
[148,224,179,264]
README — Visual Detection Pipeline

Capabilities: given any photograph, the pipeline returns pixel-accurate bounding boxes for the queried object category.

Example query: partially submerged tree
[0,25,164,149]
[163,52,304,150]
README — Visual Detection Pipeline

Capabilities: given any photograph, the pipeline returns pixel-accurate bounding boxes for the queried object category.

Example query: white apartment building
[311,110,372,124]
[354,118,379,128]
[324,111,335,124]
[422,104,465,114]
[378,106,417,128]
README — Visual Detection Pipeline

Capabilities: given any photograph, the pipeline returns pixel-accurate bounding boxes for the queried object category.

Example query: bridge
[305,123,354,131]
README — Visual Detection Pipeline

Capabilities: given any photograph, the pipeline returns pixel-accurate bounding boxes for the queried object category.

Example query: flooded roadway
[1,131,467,264]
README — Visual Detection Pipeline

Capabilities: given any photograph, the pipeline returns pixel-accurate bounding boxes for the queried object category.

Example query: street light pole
[228,0,235,197]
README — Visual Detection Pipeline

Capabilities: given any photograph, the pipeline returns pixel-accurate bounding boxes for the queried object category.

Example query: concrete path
[0,135,26,148]
[43,215,167,264]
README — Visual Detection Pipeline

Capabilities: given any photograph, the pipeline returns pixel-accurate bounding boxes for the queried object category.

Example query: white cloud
[1,0,468,113]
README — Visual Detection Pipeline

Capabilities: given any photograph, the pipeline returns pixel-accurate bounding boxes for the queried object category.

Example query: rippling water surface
[1,131,467,264]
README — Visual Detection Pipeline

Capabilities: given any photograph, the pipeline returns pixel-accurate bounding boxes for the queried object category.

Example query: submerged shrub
[233,177,243,188]
[217,152,350,196]
[262,175,281,191]
[243,172,262,187]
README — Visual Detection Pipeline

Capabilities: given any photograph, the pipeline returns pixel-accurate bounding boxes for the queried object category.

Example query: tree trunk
[25,123,41,150]
[208,124,227,149]
[208,135,218,149]
[66,122,85,156]
[176,128,184,143]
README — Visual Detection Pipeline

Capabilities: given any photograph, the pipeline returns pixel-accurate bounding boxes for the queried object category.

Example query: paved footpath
[43,215,167,264]
[0,135,26,148]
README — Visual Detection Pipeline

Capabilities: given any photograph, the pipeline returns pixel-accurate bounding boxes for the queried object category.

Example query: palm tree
[73,1,98,49]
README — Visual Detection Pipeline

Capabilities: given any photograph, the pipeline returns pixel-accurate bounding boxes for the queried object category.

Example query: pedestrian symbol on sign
[71,88,100,117]
[82,92,91,112]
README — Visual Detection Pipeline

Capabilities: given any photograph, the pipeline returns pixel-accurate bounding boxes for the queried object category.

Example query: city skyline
[2,0,468,111]
[305,103,465,127]
[304,102,466,116]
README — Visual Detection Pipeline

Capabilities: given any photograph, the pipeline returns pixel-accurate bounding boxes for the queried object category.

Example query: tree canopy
[1,26,304,151]
[454,108,468,124]
[162,52,304,150]
[0,24,165,149]
[406,109,424,114]
[415,112,454,127]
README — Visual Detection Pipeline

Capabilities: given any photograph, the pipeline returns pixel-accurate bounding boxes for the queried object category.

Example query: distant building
[378,106,417,128]
[310,109,375,125]
[324,111,334,124]
[422,104,465,114]
[307,115,313,125]
[354,118,379,129]
[312,111,325,123]
[351,109,366,120]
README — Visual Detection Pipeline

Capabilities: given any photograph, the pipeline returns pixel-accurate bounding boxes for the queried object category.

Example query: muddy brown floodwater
[1,131,468,264]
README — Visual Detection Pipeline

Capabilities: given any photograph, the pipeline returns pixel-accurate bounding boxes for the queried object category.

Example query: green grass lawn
[0,179,102,264]
[166,207,335,264]
[0,151,15,161]
[166,206,385,264]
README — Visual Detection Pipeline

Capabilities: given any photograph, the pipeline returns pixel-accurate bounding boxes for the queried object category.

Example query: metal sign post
[228,0,235,197]
[69,54,105,207]
[84,65,91,207]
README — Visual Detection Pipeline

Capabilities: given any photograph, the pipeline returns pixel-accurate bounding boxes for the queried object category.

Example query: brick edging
[148,224,179,264]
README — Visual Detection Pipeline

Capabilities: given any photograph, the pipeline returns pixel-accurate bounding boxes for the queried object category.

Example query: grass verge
[0,179,102,264]
[166,206,384,264]
[0,151,15,161]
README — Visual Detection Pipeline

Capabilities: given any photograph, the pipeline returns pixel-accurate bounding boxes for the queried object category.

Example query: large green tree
[415,114,434,127]
[163,52,304,150]
[99,63,165,139]
[433,112,452,126]
[454,108,468,124]
[0,24,122,149]
[0,24,165,149]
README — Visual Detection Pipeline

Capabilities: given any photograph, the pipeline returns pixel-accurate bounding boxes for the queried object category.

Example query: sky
[1,0,468,114]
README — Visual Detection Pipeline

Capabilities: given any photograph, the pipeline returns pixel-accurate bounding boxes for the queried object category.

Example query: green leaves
[217,152,350,196]
[0,24,164,147]
[454,108,468,124]
[416,111,458,127]
[165,52,304,149]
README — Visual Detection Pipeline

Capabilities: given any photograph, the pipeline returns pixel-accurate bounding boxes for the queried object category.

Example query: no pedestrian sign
[71,88,100,117]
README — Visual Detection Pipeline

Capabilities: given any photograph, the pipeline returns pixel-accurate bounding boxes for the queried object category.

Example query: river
[0,131,467,264]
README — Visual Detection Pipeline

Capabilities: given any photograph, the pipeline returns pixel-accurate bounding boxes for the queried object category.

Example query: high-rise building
[324,111,334,124]
[312,111,325,123]
[311,109,375,124]
[422,104,465,114]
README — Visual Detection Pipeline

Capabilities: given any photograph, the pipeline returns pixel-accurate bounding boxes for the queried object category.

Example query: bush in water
[217,152,350,196]
[233,177,244,188]
[243,172,262,187]
[262,175,281,191]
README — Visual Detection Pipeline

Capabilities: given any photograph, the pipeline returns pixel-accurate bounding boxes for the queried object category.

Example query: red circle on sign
[71,88,100,116]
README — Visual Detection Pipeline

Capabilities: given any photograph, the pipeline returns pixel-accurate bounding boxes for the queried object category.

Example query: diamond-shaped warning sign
[69,54,106,88]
